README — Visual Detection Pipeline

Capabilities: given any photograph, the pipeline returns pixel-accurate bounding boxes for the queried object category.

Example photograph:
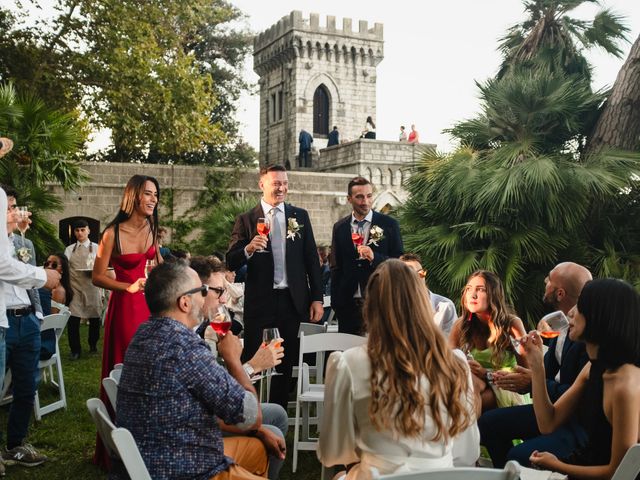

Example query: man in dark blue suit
[479,262,592,467]
[330,177,403,335]
[226,165,323,408]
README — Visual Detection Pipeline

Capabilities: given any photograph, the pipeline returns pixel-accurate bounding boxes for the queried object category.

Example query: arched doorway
[59,217,101,246]
[313,85,330,137]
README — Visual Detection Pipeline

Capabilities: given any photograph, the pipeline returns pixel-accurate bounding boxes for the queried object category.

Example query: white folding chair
[112,428,152,480]
[87,397,152,479]
[113,363,124,371]
[287,322,329,416]
[34,312,70,420]
[612,443,640,480]
[0,369,13,406]
[102,378,118,412]
[292,331,366,472]
[110,367,122,384]
[86,398,118,459]
[373,460,521,479]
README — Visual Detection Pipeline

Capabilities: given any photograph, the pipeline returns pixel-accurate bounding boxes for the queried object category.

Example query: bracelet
[485,371,494,384]
[243,363,255,378]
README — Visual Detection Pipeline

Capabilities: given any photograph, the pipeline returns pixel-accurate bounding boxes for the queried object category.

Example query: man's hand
[246,235,268,255]
[492,366,532,394]
[256,427,286,460]
[356,245,374,262]
[248,339,284,373]
[43,268,61,290]
[218,332,243,364]
[309,301,324,323]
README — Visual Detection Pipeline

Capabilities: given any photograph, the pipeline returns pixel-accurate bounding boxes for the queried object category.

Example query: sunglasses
[177,284,209,301]
[44,260,59,269]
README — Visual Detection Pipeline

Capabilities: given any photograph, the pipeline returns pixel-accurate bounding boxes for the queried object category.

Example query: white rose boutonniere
[368,225,384,247]
[17,247,32,263]
[287,217,303,241]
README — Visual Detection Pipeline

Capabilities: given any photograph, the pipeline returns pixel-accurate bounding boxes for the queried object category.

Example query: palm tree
[498,0,629,80]
[0,82,87,257]
[400,69,640,325]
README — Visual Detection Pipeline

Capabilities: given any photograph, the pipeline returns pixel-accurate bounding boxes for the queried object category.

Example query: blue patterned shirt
[116,316,247,479]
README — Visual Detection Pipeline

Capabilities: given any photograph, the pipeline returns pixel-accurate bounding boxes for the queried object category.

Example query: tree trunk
[586,33,640,154]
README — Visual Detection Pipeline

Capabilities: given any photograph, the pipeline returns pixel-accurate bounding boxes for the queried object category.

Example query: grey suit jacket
[12,235,43,318]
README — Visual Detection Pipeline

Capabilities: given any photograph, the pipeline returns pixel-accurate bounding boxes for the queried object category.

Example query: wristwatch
[485,371,494,384]
[243,363,255,378]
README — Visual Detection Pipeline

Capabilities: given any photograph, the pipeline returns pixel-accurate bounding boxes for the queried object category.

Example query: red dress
[94,244,155,469]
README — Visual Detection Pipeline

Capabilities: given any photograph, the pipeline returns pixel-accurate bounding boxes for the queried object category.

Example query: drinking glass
[539,310,569,339]
[211,306,232,337]
[144,259,156,278]
[16,206,29,240]
[351,223,364,259]
[86,251,97,269]
[256,217,270,253]
[261,327,282,378]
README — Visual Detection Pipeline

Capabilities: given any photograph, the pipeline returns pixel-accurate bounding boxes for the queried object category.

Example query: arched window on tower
[313,85,330,137]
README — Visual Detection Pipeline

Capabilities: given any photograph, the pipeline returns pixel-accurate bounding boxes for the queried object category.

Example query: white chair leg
[33,392,42,421]
[292,398,301,473]
[56,355,67,409]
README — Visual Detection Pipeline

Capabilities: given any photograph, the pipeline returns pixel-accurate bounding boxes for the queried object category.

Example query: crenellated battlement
[253,11,384,76]
[254,11,383,54]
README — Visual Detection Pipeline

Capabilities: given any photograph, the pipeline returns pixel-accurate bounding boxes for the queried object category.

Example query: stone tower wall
[253,11,384,168]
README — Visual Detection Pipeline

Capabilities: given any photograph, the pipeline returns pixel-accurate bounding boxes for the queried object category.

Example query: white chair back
[373,460,521,479]
[111,428,152,480]
[102,377,119,411]
[86,398,118,459]
[612,443,640,480]
[110,367,122,384]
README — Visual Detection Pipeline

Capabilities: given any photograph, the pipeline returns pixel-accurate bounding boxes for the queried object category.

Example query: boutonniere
[16,247,32,263]
[287,217,303,241]
[368,225,385,246]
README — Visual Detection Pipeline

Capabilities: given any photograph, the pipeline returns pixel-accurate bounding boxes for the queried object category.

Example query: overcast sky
[231,0,640,153]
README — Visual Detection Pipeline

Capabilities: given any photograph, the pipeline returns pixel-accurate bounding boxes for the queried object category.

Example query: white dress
[318,346,480,479]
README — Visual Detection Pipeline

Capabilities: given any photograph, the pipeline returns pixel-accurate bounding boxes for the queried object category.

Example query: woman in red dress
[92,174,162,469]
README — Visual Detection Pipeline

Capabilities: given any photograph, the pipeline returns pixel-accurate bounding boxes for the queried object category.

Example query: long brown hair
[458,270,517,368]
[103,174,160,254]
[364,259,474,441]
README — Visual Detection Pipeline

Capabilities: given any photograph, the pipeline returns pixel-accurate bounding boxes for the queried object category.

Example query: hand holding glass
[351,223,364,259]
[256,217,270,253]
[16,206,29,239]
[261,328,282,377]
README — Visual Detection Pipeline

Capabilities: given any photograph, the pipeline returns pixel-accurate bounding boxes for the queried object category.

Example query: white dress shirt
[0,189,47,327]
[352,210,373,298]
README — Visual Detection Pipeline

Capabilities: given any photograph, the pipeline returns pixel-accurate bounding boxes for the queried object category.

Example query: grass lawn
[0,324,323,479]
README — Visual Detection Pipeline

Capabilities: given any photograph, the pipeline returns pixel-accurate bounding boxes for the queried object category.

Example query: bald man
[478,262,591,468]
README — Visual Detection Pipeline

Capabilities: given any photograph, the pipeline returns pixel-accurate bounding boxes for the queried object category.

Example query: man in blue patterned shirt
[117,260,267,479]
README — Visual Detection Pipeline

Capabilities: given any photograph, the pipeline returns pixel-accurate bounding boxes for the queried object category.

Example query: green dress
[471,347,531,408]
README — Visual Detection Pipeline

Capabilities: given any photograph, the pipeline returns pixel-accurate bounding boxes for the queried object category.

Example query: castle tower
[253,11,384,168]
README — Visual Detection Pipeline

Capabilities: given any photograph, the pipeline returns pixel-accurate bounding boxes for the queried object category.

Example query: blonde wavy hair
[364,259,474,440]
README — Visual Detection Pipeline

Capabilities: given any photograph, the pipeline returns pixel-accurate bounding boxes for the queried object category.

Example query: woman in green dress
[450,270,529,415]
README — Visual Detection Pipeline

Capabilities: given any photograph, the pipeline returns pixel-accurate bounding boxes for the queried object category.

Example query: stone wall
[48,162,356,246]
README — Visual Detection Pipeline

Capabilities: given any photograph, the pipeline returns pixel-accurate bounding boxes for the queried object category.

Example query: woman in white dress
[318,259,480,479]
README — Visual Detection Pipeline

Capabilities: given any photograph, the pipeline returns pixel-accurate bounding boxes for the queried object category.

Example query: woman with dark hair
[362,116,376,139]
[39,253,73,360]
[318,259,479,478]
[450,270,528,414]
[523,278,640,478]
[92,174,161,469]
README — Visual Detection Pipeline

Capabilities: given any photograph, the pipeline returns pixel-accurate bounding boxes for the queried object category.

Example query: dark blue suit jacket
[544,335,588,402]
[330,211,403,311]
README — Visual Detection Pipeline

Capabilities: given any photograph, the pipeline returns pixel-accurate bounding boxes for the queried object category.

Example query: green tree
[0,82,87,258]
[498,0,629,79]
[0,0,253,164]
[400,69,640,325]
